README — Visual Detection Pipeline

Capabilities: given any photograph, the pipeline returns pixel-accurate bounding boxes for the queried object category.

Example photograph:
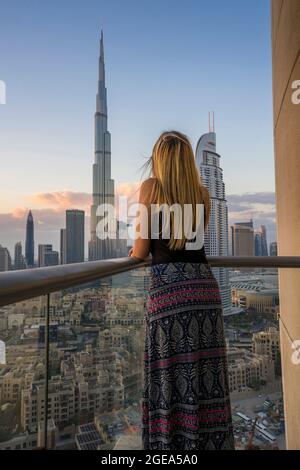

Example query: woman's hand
[128,247,134,257]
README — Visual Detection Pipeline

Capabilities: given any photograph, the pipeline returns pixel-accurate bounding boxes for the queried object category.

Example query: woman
[129,131,235,450]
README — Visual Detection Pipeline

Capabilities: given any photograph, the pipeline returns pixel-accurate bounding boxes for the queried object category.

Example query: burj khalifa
[89,31,116,261]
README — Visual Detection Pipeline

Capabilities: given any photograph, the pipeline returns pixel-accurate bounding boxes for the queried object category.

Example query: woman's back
[150,234,208,265]
[141,176,209,265]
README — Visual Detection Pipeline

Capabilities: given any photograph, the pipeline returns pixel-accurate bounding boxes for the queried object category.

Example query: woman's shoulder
[140,177,157,190]
[139,177,157,201]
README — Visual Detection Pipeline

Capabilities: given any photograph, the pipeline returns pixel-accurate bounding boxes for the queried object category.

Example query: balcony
[0,255,298,450]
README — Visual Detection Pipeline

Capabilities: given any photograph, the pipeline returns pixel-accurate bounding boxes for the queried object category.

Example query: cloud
[227,191,277,246]
[227,192,276,225]
[29,191,91,210]
[116,181,141,203]
[0,207,90,257]
[0,208,68,232]
[27,183,142,211]
[227,192,275,206]
[0,185,141,253]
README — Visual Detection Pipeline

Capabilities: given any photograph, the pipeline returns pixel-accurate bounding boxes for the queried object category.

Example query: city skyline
[0,0,276,256]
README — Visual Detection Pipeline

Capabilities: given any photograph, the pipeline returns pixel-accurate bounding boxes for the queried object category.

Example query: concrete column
[272,0,300,449]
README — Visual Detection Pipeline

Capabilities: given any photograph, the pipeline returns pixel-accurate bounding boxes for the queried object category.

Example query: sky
[0,0,276,257]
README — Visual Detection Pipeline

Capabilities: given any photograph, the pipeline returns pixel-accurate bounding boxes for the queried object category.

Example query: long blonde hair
[144,130,210,250]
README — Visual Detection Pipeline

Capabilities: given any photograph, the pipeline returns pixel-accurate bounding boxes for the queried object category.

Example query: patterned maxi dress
[141,256,235,450]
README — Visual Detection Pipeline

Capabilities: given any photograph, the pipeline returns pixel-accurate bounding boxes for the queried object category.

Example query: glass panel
[0,295,47,450]
[36,267,149,450]
[226,265,285,450]
[0,263,285,451]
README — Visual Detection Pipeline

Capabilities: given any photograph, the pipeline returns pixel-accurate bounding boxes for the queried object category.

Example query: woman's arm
[129,178,155,260]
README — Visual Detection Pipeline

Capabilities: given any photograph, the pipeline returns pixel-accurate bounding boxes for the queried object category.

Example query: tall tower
[89,31,116,261]
[195,114,231,315]
[25,210,34,268]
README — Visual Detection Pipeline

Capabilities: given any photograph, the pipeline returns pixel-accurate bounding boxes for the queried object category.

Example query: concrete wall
[272,0,300,450]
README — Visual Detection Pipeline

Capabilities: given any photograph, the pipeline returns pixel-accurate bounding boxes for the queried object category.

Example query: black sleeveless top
[150,237,208,265]
[148,191,208,265]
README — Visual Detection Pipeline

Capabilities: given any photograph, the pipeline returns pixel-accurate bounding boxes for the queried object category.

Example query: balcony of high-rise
[0,0,300,458]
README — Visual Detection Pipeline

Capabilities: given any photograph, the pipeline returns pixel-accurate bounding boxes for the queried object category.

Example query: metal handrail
[0,255,300,308]
[0,256,150,307]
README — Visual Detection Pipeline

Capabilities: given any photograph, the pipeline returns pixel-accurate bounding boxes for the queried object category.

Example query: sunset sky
[0,0,276,256]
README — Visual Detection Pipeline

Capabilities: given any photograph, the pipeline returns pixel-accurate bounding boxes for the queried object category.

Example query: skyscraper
[44,251,59,266]
[38,244,52,267]
[256,225,268,256]
[38,244,59,267]
[66,210,85,264]
[89,31,115,261]
[195,116,231,315]
[261,225,268,256]
[14,241,26,270]
[0,245,12,272]
[254,231,262,256]
[60,228,66,265]
[25,210,34,267]
[231,220,255,256]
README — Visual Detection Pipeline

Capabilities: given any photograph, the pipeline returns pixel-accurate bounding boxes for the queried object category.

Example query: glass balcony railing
[0,295,44,449]
[225,265,284,450]
[0,256,296,450]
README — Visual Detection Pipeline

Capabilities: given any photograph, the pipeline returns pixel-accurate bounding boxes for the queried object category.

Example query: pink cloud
[27,183,141,212]
[0,185,141,255]
[29,191,92,210]
[0,183,140,238]
[116,181,141,204]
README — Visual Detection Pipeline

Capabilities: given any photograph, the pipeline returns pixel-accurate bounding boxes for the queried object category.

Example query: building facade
[271,1,300,446]
[252,327,280,361]
[60,228,66,265]
[0,245,12,272]
[227,348,275,394]
[231,220,254,256]
[14,242,26,270]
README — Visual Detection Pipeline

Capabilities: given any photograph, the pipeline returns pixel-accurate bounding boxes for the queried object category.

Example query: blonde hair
[145,130,210,250]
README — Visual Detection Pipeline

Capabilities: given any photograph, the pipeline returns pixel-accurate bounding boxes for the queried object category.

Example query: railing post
[44,293,50,449]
